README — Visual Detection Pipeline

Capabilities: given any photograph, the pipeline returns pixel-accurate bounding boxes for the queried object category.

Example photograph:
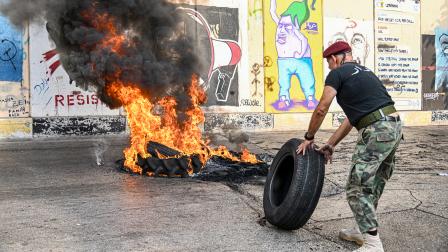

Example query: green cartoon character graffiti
[270,0,317,110]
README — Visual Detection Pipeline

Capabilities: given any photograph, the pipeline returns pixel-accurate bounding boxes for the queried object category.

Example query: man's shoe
[339,227,364,246]
[353,233,384,252]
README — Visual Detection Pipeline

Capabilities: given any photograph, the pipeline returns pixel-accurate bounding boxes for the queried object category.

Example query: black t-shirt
[325,62,394,126]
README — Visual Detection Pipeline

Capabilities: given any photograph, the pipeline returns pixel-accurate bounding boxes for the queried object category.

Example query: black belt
[355,105,398,130]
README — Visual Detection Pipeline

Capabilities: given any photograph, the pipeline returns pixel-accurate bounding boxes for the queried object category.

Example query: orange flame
[85,8,261,175]
[240,147,261,164]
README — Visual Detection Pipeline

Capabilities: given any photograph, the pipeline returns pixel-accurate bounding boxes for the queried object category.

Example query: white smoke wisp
[93,139,109,166]
[205,127,250,152]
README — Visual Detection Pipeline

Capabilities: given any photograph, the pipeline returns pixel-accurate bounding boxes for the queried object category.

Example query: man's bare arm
[306,86,337,137]
[297,86,336,155]
[270,0,279,24]
[327,117,353,147]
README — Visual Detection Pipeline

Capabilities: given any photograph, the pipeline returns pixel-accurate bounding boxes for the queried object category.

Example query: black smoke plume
[0,0,203,113]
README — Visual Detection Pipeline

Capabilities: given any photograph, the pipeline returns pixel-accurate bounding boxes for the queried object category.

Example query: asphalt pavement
[0,126,447,251]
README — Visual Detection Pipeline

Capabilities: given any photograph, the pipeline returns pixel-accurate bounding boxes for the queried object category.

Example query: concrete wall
[0,0,447,138]
[268,0,448,131]
[421,0,448,35]
[0,17,31,138]
[28,23,125,137]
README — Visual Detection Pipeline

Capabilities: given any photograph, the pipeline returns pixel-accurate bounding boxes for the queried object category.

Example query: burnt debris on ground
[116,142,272,183]
[194,153,271,183]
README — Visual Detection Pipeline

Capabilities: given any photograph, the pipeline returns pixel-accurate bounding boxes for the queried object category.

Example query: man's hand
[296,139,315,156]
[317,144,334,164]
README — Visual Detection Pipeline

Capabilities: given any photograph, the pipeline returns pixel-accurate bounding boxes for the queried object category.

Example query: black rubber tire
[145,142,204,177]
[147,141,181,157]
[263,138,325,230]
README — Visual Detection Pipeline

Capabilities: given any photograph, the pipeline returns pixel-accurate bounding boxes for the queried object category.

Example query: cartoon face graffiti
[276,16,295,45]
[274,1,311,58]
[327,19,371,67]
[351,33,369,66]
[275,15,311,59]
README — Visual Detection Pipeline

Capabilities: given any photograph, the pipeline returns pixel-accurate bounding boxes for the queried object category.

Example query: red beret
[323,41,352,58]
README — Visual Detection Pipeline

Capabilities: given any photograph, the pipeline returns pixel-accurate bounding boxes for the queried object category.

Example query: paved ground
[0,126,447,251]
[244,126,448,252]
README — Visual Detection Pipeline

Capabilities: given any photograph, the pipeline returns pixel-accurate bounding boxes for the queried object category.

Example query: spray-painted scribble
[251,63,262,97]
[431,111,448,122]
[0,16,22,82]
[0,92,28,117]
[249,0,263,19]
[265,76,275,92]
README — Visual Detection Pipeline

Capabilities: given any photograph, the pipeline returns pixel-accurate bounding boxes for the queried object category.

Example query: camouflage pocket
[347,163,363,187]
[376,132,395,142]
[359,127,372,145]
[348,162,376,187]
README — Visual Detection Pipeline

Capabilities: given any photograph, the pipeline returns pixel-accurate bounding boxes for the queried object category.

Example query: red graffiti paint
[42,49,62,78]
[42,49,58,61]
[55,94,100,107]
[48,60,61,76]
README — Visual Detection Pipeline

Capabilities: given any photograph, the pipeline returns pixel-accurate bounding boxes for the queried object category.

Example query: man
[297,41,403,252]
[270,0,317,110]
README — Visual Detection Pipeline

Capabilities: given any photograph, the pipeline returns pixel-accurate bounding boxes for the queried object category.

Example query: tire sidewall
[263,139,302,221]
[263,138,325,229]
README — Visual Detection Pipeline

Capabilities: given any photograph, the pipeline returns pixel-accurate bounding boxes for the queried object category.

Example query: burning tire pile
[116,141,203,178]
[116,141,271,182]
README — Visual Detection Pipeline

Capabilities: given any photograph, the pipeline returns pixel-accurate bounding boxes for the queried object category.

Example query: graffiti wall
[29,23,119,117]
[0,17,23,82]
[181,4,242,107]
[324,17,374,112]
[375,0,422,110]
[435,28,448,109]
[0,16,29,118]
[421,33,448,110]
[435,28,448,91]
[245,0,265,112]
[263,0,323,113]
[324,18,374,75]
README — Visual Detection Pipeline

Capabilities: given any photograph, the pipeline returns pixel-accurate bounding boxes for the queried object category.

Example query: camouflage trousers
[346,119,403,233]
